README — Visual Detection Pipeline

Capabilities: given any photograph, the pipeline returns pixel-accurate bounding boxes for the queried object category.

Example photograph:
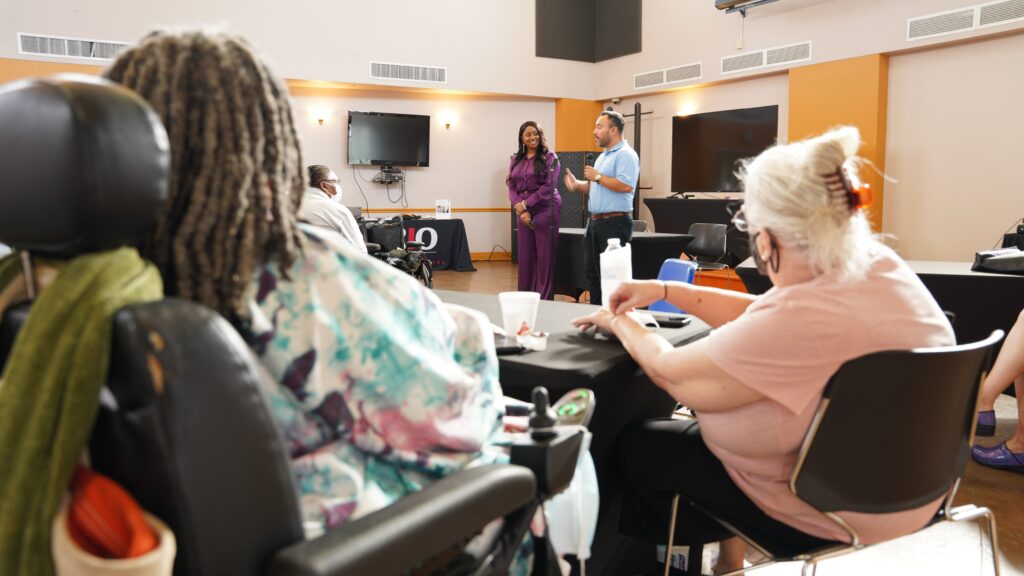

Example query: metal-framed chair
[685,223,730,289]
[663,331,1004,576]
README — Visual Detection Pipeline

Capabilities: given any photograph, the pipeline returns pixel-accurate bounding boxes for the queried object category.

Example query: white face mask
[322,181,342,202]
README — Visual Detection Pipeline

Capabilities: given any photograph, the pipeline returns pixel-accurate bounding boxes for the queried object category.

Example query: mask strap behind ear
[768,234,780,274]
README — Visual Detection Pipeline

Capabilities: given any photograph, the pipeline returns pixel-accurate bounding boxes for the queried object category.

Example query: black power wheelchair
[365,216,434,288]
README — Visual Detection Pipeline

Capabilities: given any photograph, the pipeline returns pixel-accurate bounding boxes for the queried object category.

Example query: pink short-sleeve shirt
[701,245,955,544]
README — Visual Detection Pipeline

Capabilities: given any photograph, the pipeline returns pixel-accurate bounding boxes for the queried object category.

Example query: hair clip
[825,167,872,211]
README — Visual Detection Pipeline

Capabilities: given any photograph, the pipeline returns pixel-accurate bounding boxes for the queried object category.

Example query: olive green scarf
[0,248,162,575]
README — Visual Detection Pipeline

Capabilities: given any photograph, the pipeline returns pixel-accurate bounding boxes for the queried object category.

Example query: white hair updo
[738,125,878,281]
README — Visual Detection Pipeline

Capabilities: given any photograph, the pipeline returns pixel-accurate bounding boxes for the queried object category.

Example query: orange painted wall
[789,54,889,231]
[0,57,102,84]
[554,98,603,152]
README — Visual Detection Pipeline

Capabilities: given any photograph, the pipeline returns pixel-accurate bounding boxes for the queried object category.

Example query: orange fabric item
[66,466,159,559]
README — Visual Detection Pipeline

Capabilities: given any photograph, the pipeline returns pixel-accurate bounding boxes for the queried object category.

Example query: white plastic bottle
[599,237,632,309]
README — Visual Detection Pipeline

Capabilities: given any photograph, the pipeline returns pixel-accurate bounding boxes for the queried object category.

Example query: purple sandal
[971,442,1024,473]
[975,410,996,437]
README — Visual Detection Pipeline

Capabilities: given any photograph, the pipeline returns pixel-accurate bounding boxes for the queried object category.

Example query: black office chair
[0,76,580,575]
[684,223,730,289]
[660,330,1004,576]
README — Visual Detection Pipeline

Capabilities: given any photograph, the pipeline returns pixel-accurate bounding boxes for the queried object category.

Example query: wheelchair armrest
[268,464,536,576]
[364,242,381,253]
[510,427,584,498]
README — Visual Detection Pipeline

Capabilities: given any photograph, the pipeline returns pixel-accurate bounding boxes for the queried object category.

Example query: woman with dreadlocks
[104,30,515,550]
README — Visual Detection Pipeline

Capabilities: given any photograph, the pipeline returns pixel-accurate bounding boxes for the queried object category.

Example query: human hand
[514,201,526,215]
[520,211,534,229]
[571,308,615,334]
[563,169,578,193]
[608,280,667,315]
[583,165,599,181]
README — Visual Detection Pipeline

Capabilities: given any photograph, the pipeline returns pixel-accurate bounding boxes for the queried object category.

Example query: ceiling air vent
[979,0,1024,27]
[766,41,811,66]
[907,8,977,40]
[721,51,764,74]
[633,70,665,89]
[18,33,128,60]
[369,62,447,83]
[665,62,702,84]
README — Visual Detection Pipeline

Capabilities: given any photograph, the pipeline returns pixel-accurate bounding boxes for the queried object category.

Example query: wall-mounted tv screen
[347,111,430,167]
[671,105,778,193]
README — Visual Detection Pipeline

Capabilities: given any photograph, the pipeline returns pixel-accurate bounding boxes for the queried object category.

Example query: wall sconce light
[676,102,698,117]
[439,112,457,130]
[309,107,332,127]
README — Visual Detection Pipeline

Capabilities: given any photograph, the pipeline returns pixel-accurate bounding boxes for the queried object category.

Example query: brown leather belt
[590,211,629,220]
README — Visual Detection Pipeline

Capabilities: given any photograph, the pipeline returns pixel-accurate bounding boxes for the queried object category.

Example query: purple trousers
[517,202,561,300]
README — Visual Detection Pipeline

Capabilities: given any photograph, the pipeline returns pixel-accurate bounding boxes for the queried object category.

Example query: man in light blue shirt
[564,110,640,305]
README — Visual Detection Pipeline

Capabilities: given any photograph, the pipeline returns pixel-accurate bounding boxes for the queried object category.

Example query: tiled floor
[433,261,1024,576]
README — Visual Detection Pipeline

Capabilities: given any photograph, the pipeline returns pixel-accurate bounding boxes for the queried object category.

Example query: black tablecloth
[643,197,749,266]
[736,257,1024,351]
[401,218,475,271]
[436,290,710,575]
[555,227,694,300]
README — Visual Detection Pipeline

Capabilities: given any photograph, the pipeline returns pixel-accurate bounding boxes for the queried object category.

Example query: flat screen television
[671,105,778,193]
[347,111,430,167]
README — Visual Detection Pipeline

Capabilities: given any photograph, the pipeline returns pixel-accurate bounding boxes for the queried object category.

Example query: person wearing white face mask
[299,165,367,253]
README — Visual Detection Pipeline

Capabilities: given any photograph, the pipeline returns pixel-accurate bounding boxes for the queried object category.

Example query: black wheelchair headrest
[0,74,169,258]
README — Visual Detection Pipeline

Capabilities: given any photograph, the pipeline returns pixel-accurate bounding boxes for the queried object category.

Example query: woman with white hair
[573,127,954,574]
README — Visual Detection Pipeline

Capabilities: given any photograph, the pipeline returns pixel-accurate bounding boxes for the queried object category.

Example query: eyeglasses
[324,179,341,186]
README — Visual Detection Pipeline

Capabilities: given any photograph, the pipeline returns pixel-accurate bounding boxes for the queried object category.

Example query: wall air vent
[369,61,447,83]
[665,62,702,84]
[979,0,1024,27]
[907,8,977,40]
[766,41,812,66]
[633,69,665,89]
[17,33,128,60]
[721,51,765,74]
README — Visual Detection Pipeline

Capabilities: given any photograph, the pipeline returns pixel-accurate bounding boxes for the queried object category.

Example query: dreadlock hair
[104,30,306,322]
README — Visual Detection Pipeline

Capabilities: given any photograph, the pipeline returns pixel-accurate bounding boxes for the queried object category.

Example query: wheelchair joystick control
[529,387,558,440]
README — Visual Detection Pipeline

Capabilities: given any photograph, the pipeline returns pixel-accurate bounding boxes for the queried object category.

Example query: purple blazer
[507,151,561,213]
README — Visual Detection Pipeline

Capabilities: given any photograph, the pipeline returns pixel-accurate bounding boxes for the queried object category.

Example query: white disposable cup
[498,291,540,338]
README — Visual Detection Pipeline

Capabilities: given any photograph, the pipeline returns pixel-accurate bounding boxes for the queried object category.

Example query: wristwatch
[594,173,603,183]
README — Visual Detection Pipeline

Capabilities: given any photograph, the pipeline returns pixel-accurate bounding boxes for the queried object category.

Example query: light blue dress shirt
[589,139,640,215]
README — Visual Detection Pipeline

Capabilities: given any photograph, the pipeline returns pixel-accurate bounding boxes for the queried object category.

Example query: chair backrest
[792,331,1003,515]
[91,299,304,575]
[649,259,697,314]
[686,223,727,261]
[0,75,168,258]
[367,216,406,251]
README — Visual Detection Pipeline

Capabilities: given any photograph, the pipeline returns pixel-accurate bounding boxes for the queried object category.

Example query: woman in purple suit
[507,121,561,299]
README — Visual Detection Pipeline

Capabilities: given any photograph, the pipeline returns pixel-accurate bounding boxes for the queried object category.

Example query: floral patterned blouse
[244,224,508,538]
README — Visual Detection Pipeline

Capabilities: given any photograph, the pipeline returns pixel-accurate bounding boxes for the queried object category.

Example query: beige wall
[1,0,598,99]
[6,1,1024,101]
[597,0,1024,99]
[601,73,789,230]
[884,32,1024,261]
[291,90,555,257]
